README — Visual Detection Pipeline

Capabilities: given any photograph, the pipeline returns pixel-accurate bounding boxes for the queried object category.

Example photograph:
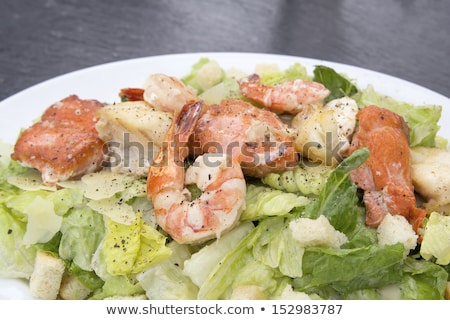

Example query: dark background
[1,0,449,101]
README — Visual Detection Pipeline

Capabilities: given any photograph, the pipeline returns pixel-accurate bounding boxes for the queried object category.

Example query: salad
[0,56,449,300]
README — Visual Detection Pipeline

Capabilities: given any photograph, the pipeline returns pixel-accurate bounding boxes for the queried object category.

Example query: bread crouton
[59,273,91,300]
[29,251,65,299]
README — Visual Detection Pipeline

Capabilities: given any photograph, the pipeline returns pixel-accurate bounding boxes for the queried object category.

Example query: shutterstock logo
[100,132,347,170]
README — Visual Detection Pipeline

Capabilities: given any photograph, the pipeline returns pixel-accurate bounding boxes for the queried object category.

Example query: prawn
[239,74,330,114]
[147,100,246,244]
[346,105,426,235]
[142,73,199,113]
[138,73,298,177]
[191,99,298,177]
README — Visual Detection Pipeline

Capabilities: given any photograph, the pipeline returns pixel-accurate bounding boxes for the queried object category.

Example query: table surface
[1,0,449,102]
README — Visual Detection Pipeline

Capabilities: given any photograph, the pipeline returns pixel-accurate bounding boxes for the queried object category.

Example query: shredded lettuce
[399,257,448,300]
[137,241,198,300]
[181,58,225,94]
[420,212,450,265]
[59,207,105,271]
[0,205,36,278]
[102,212,171,276]
[260,63,311,85]
[197,220,288,299]
[296,243,404,294]
[241,184,310,221]
[199,77,242,105]
[183,221,254,287]
[90,275,144,300]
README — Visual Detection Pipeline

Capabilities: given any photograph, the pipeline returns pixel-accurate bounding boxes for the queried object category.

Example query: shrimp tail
[175,100,204,143]
[147,100,204,197]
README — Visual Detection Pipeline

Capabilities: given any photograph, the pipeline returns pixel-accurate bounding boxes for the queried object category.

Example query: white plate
[0,52,449,299]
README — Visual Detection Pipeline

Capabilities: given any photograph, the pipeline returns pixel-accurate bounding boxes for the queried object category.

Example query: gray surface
[1,0,449,101]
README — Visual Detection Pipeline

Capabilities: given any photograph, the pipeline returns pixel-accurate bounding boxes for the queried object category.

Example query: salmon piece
[11,95,105,186]
[347,105,426,234]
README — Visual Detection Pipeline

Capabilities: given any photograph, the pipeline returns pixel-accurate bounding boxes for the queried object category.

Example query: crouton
[289,215,348,248]
[59,273,91,300]
[377,214,418,257]
[29,251,65,299]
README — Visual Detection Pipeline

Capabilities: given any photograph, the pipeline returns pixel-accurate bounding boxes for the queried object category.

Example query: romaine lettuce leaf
[90,275,144,300]
[59,207,105,271]
[0,204,36,278]
[183,221,254,287]
[200,77,242,105]
[301,148,369,235]
[399,257,448,299]
[252,217,305,278]
[102,213,171,275]
[313,65,358,103]
[260,63,311,85]
[197,217,299,299]
[241,184,309,221]
[137,241,198,299]
[66,262,105,291]
[181,58,225,94]
[197,225,263,299]
[420,212,450,265]
[295,243,405,294]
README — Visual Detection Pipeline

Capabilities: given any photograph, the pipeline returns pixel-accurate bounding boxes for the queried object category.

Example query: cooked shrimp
[119,88,144,101]
[143,73,199,113]
[147,101,246,244]
[346,105,426,234]
[191,99,298,177]
[239,74,330,114]
[11,95,105,186]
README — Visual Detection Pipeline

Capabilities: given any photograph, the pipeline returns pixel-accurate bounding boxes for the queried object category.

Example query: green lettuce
[0,204,36,278]
[181,58,225,94]
[399,257,448,300]
[66,262,105,291]
[313,65,358,103]
[102,213,171,275]
[260,63,311,85]
[59,207,105,271]
[197,225,265,299]
[5,188,85,246]
[0,141,36,278]
[183,221,254,287]
[199,77,242,105]
[252,217,305,278]
[90,275,145,300]
[296,243,405,294]
[137,241,198,300]
[420,212,450,265]
[301,148,369,235]
[241,184,309,221]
